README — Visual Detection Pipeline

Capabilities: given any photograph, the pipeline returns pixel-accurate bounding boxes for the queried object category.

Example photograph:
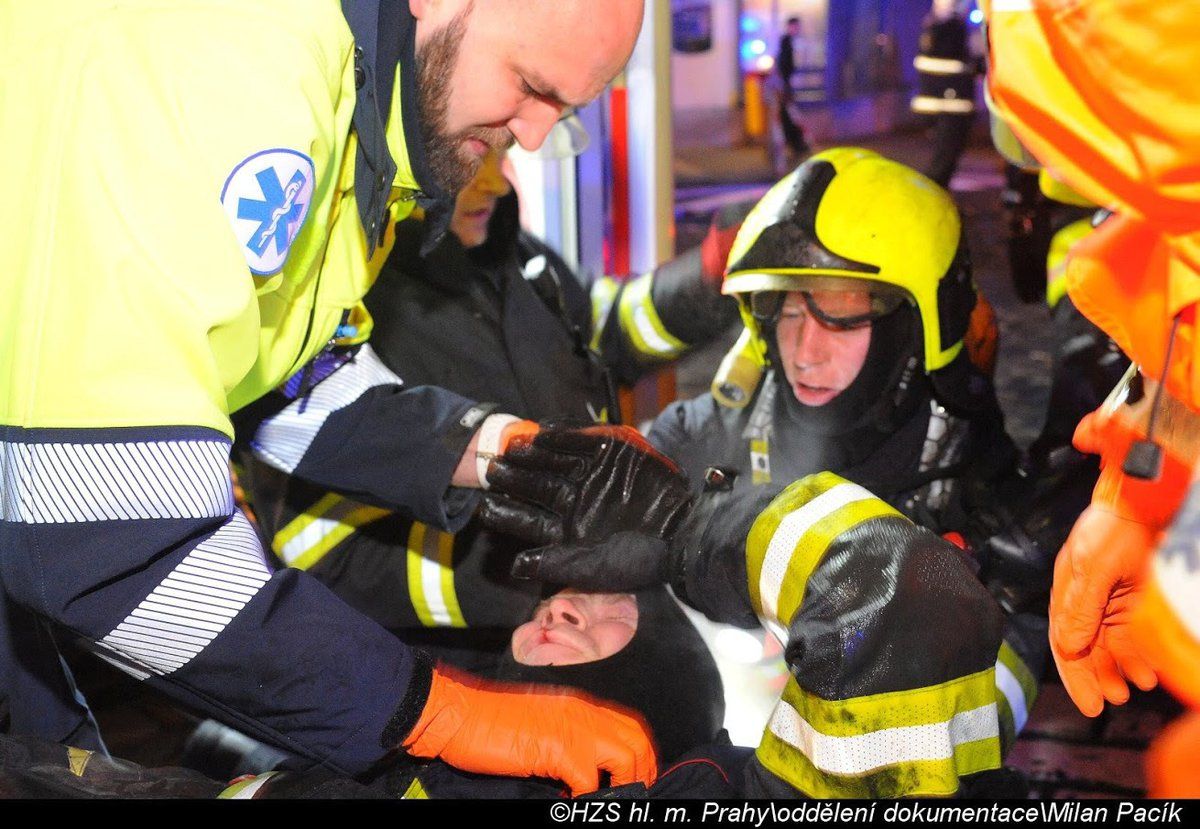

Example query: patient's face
[511,590,638,666]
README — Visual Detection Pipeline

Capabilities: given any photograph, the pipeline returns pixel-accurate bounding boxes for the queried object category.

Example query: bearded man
[0,0,672,793]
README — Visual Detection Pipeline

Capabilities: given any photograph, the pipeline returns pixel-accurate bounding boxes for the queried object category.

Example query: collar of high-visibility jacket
[386,7,453,251]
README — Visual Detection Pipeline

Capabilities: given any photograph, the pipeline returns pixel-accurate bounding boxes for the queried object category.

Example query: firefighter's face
[775,290,873,407]
[511,590,639,666]
[412,0,643,194]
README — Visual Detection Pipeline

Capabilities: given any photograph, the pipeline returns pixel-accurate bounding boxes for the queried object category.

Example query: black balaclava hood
[495,587,725,767]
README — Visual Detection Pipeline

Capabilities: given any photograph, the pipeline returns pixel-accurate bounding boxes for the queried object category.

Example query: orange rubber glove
[1049,394,1194,715]
[402,665,658,796]
[468,415,540,488]
[1050,513,1158,715]
[1147,711,1200,798]
[498,419,542,452]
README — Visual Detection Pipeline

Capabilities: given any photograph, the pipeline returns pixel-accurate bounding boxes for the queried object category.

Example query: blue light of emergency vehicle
[739,40,760,62]
[969,8,984,24]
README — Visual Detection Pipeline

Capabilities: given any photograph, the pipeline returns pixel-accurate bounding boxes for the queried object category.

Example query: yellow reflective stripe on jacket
[994,639,1039,752]
[589,276,621,352]
[272,492,389,571]
[746,473,901,629]
[401,777,430,799]
[406,522,466,628]
[218,771,282,799]
[617,272,688,359]
[757,668,1002,798]
[1046,218,1093,310]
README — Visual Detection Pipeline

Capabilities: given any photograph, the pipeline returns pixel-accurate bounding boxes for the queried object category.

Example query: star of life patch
[221,149,315,275]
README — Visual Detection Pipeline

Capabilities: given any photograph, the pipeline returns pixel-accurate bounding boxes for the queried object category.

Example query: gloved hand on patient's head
[508,469,781,616]
[478,423,694,547]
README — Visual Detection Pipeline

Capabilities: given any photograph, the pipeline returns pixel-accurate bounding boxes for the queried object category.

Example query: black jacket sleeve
[671,473,1007,798]
[588,253,737,387]
[243,345,488,532]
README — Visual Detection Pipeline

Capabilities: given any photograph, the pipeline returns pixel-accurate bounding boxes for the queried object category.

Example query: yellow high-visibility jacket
[0,0,447,773]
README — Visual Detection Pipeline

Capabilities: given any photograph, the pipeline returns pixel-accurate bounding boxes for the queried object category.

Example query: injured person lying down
[0,586,735,799]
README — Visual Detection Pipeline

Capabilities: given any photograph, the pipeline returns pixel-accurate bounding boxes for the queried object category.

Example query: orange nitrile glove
[1049,398,1193,715]
[1050,520,1158,715]
[402,666,658,796]
[1147,711,1200,798]
[471,415,541,488]
[499,419,542,452]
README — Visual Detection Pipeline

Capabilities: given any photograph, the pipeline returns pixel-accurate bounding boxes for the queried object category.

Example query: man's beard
[416,4,513,196]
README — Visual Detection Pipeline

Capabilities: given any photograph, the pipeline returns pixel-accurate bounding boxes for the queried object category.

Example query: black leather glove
[508,469,776,627]
[477,424,694,547]
[510,530,673,591]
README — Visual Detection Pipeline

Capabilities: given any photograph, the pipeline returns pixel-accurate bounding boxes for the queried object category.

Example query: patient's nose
[546,595,587,629]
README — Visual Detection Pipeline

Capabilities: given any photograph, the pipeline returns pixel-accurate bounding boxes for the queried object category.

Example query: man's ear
[410,0,473,21]
[409,0,434,21]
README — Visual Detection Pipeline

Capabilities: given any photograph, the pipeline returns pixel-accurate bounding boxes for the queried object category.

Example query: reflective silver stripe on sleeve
[766,698,999,776]
[617,273,687,358]
[96,511,271,677]
[994,659,1029,735]
[911,95,975,114]
[251,344,400,474]
[758,482,874,624]
[0,438,232,523]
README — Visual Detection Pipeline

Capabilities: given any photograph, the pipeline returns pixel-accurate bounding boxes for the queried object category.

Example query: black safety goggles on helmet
[749,287,906,331]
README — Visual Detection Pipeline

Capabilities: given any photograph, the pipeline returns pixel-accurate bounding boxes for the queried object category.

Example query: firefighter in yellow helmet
[502,153,1063,797]
[644,150,1069,759]
[651,150,1008,530]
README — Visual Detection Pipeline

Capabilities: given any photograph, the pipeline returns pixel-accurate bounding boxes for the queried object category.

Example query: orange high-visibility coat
[984,0,1200,764]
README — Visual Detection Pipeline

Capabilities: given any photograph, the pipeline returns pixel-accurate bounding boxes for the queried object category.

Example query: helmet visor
[748,280,907,331]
